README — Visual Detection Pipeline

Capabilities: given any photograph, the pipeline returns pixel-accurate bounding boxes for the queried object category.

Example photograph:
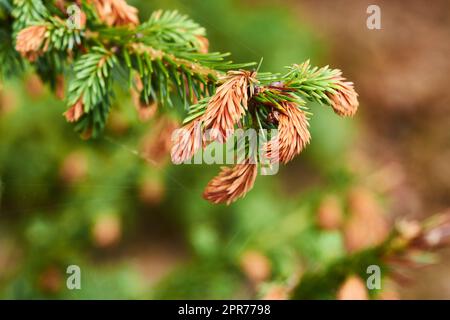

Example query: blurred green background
[1,0,449,299]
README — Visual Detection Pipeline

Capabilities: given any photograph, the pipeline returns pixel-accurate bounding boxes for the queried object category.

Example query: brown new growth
[64,98,84,122]
[170,120,203,164]
[203,159,257,205]
[170,69,255,165]
[264,102,311,164]
[203,70,257,143]
[15,25,48,61]
[328,73,359,117]
[92,0,139,26]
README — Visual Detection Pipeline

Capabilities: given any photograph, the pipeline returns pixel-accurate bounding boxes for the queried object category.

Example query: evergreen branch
[45,15,84,52]
[282,61,339,106]
[7,1,355,138]
[9,1,261,135]
[122,44,213,109]
[137,10,206,51]
[67,46,116,110]
[4,0,359,203]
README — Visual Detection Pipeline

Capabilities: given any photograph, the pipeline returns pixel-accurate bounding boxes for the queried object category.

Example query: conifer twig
[0,0,359,204]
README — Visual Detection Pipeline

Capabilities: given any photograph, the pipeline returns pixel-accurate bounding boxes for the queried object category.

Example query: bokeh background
[0,0,449,299]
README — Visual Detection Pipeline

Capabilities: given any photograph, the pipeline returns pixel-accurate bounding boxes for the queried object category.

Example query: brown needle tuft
[265,102,311,164]
[203,70,257,143]
[64,98,84,122]
[170,120,203,164]
[203,159,257,205]
[15,25,48,61]
[327,73,359,117]
[92,0,139,26]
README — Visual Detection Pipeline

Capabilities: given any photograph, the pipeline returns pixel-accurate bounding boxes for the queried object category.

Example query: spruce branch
[137,9,206,52]
[3,0,360,203]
